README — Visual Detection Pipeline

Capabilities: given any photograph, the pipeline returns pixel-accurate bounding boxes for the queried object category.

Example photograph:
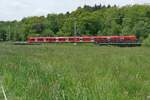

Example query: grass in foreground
[0,43,150,100]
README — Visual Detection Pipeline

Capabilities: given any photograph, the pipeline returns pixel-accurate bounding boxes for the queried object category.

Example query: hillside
[0,4,150,41]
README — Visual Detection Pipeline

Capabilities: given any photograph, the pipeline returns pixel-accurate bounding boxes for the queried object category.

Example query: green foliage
[42,28,55,36]
[56,30,71,36]
[1,4,150,41]
[143,34,150,47]
[0,30,7,41]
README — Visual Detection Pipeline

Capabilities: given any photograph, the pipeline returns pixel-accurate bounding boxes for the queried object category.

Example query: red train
[27,35,139,46]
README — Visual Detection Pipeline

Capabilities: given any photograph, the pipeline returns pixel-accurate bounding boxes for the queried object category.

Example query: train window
[59,38,66,41]
[83,38,90,41]
[51,38,56,41]
[45,38,54,42]
[37,38,44,42]
[80,38,82,40]
[46,38,50,41]
[69,38,74,41]
[30,39,35,41]
[79,38,83,42]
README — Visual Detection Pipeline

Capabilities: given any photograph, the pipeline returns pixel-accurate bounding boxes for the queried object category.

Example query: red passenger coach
[27,35,139,46]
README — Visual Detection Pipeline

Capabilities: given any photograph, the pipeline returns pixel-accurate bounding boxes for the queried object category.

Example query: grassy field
[0,43,150,100]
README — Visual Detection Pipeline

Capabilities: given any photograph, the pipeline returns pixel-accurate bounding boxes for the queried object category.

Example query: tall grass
[0,43,150,100]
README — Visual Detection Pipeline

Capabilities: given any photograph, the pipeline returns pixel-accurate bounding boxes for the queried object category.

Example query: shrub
[143,34,150,47]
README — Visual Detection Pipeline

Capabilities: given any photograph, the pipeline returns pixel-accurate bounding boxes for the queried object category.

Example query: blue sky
[0,0,150,21]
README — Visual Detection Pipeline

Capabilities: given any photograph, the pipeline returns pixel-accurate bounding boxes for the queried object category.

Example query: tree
[42,29,55,36]
[143,34,150,47]
[0,4,150,41]
[0,30,7,41]
[132,21,150,40]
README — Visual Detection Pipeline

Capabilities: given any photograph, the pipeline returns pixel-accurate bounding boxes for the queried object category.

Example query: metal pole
[74,18,77,45]
[74,20,77,37]
[8,25,10,41]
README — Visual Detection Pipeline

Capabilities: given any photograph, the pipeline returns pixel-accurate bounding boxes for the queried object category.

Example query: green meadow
[0,43,150,100]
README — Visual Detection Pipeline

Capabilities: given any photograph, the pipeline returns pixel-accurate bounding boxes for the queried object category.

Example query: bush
[143,34,150,47]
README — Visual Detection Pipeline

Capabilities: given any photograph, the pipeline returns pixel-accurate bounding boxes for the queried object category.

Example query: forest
[0,4,150,41]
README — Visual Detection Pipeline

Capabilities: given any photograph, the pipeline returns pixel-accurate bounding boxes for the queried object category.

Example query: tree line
[0,4,150,41]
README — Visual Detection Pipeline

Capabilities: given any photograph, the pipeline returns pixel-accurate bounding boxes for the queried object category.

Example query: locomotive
[27,35,141,46]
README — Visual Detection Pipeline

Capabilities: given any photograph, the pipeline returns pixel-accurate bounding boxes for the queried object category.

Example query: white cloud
[0,0,150,21]
[32,8,50,16]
